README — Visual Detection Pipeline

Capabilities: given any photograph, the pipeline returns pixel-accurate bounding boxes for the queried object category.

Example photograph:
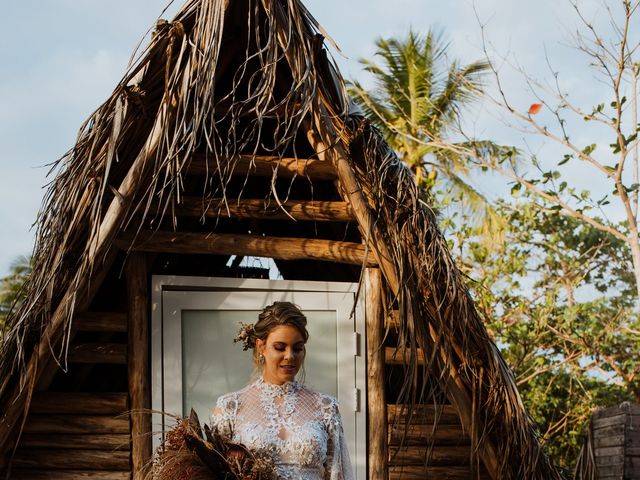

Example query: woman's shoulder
[298,384,339,411]
[214,383,254,410]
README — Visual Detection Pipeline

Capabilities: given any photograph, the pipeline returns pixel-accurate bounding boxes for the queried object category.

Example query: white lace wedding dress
[210,377,354,480]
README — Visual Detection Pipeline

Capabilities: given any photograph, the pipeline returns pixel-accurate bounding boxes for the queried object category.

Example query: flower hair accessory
[234,322,256,350]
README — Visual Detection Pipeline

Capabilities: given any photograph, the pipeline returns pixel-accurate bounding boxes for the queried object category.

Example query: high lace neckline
[256,376,301,396]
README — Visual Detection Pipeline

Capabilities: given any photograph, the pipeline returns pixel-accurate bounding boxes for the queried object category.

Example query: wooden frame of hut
[0,0,565,479]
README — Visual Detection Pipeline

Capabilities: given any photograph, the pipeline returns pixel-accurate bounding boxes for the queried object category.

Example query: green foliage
[349,29,513,239]
[0,255,32,335]
[449,194,638,471]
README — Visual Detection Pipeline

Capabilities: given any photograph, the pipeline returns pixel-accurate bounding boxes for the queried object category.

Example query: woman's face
[257,324,305,385]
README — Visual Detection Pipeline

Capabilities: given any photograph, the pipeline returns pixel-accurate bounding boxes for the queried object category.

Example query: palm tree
[349,29,508,238]
[0,255,32,334]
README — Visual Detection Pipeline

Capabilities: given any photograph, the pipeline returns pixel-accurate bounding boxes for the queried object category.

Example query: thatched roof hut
[0,0,564,478]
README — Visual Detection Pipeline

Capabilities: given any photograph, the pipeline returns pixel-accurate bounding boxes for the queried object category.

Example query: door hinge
[354,388,361,412]
[353,331,361,357]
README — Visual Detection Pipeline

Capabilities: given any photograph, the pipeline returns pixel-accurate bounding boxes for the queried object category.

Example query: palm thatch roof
[0,0,565,478]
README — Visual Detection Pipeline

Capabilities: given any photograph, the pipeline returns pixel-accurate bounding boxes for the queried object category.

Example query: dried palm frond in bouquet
[151,409,277,480]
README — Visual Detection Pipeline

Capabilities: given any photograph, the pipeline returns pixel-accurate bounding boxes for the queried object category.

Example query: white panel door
[151,277,366,480]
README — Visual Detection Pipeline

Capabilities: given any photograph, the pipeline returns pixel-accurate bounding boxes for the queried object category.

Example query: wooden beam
[387,404,460,425]
[30,393,128,415]
[19,434,130,451]
[75,312,128,333]
[24,415,129,435]
[188,154,337,180]
[116,230,376,266]
[389,445,471,466]
[125,253,151,480]
[388,422,470,446]
[12,449,129,470]
[385,347,425,366]
[68,344,127,364]
[365,268,388,480]
[164,197,355,222]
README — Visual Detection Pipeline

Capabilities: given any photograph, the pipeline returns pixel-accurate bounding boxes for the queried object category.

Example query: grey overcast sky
[0,0,615,276]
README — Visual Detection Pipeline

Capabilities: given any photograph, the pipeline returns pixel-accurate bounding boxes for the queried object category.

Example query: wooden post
[126,253,151,479]
[365,268,388,480]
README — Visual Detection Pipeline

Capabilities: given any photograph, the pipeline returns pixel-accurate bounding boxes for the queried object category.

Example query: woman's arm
[209,394,238,438]
[322,397,354,480]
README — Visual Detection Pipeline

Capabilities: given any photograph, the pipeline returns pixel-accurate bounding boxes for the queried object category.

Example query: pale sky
[0,0,621,276]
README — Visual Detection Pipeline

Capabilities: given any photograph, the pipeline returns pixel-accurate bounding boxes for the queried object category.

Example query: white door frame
[150,275,366,480]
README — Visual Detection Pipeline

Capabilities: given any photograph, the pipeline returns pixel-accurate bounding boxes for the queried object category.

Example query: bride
[210,301,354,480]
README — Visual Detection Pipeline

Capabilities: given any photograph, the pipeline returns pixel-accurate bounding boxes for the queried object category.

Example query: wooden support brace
[116,230,376,266]
[165,197,355,222]
[188,154,337,180]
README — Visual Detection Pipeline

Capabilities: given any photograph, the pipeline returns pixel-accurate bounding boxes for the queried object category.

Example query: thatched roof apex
[0,0,564,478]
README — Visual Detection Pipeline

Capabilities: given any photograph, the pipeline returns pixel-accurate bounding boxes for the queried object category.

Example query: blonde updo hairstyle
[252,302,309,366]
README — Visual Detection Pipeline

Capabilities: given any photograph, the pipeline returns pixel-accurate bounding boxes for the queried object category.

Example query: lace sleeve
[321,396,354,480]
[209,393,238,439]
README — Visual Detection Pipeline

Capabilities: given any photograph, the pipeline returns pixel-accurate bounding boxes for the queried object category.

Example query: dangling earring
[258,353,265,365]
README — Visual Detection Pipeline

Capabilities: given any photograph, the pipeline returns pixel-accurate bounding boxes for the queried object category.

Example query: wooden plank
[68,343,127,364]
[168,197,355,222]
[188,154,337,180]
[24,415,129,434]
[595,455,625,467]
[126,253,152,480]
[627,445,640,456]
[365,268,387,480]
[30,393,128,415]
[385,346,425,365]
[389,465,489,480]
[389,422,470,446]
[388,404,460,425]
[11,471,130,480]
[624,455,640,473]
[388,445,471,466]
[596,464,624,476]
[386,310,400,330]
[12,449,129,470]
[593,403,640,420]
[594,433,626,448]
[75,312,128,333]
[594,446,625,457]
[593,414,627,429]
[19,433,130,450]
[116,230,376,266]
